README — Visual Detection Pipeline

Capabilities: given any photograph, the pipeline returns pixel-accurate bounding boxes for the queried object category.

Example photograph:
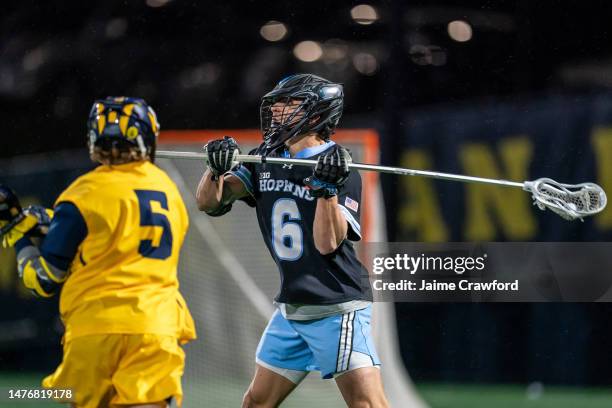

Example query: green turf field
[417,383,612,408]
[1,373,611,407]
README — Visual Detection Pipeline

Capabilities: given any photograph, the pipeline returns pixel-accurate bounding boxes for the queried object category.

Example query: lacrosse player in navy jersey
[196,74,389,408]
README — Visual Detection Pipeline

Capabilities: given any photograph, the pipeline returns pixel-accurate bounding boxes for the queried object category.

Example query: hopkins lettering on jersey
[259,178,315,201]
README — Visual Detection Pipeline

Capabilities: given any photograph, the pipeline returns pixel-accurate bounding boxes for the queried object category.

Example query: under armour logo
[282,164,293,169]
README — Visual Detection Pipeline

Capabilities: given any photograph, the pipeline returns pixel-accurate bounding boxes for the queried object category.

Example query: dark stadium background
[1,0,612,405]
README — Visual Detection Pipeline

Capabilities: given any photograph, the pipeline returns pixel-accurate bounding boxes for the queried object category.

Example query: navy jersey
[229,141,372,305]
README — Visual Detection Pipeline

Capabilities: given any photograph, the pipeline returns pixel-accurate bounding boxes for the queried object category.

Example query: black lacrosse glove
[203,136,241,179]
[304,146,352,198]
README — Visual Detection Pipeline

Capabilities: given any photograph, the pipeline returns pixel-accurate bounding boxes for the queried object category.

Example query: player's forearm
[313,196,348,255]
[196,170,225,212]
[16,239,66,297]
[196,171,247,216]
[14,202,86,297]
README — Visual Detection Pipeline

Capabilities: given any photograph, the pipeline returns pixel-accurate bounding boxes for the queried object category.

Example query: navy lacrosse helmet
[87,96,160,159]
[260,74,343,154]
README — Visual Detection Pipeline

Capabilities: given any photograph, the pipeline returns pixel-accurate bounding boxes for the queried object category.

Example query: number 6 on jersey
[272,199,303,261]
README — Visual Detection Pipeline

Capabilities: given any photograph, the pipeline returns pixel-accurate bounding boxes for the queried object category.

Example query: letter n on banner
[459,136,536,240]
[592,128,612,229]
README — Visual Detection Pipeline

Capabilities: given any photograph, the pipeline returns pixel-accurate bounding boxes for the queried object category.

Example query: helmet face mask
[260,74,343,155]
[270,97,309,128]
[87,96,160,164]
[261,97,311,147]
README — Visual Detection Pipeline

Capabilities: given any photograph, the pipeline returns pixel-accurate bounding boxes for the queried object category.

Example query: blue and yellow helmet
[87,96,160,158]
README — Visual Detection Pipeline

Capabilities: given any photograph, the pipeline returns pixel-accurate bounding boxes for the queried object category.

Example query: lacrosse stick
[156,150,607,221]
[0,213,25,237]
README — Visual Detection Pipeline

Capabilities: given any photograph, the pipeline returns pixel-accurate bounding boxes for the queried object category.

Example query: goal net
[158,129,427,408]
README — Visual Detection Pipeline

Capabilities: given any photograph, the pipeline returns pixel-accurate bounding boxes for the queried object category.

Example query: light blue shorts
[256,305,381,381]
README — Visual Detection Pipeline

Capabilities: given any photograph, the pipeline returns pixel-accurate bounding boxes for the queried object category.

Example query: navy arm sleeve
[40,202,88,270]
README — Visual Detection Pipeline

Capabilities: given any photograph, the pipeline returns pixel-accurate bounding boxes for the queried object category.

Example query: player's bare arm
[303,146,352,254]
[196,170,248,212]
[313,195,348,254]
[196,135,248,214]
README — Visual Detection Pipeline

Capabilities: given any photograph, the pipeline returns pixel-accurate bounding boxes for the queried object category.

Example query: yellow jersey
[55,160,195,343]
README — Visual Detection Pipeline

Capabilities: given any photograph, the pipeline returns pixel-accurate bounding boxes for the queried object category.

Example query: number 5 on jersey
[135,190,173,260]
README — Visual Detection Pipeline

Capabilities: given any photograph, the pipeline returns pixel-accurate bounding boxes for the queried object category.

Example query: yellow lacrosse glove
[1,206,54,248]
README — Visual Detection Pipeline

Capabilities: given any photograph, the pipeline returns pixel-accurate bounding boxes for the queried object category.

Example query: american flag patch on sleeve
[344,196,359,212]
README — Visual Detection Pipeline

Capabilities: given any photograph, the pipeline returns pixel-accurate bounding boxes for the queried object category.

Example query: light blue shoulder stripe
[338,204,362,238]
[294,141,336,158]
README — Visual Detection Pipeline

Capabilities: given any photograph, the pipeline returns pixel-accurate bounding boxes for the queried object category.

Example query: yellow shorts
[42,333,186,408]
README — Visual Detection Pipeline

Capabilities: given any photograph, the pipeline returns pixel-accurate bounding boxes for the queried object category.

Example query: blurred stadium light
[350,4,379,25]
[260,20,289,42]
[447,20,473,42]
[293,40,324,62]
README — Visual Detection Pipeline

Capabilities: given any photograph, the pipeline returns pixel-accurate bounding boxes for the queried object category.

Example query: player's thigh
[43,334,124,408]
[243,364,298,408]
[248,310,311,407]
[111,334,185,407]
[256,309,314,375]
[335,367,388,408]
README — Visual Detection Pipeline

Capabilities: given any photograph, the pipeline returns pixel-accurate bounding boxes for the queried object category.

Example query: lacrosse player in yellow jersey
[0,97,196,408]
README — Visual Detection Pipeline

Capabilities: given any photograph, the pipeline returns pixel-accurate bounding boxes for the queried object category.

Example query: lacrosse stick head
[524,178,607,221]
